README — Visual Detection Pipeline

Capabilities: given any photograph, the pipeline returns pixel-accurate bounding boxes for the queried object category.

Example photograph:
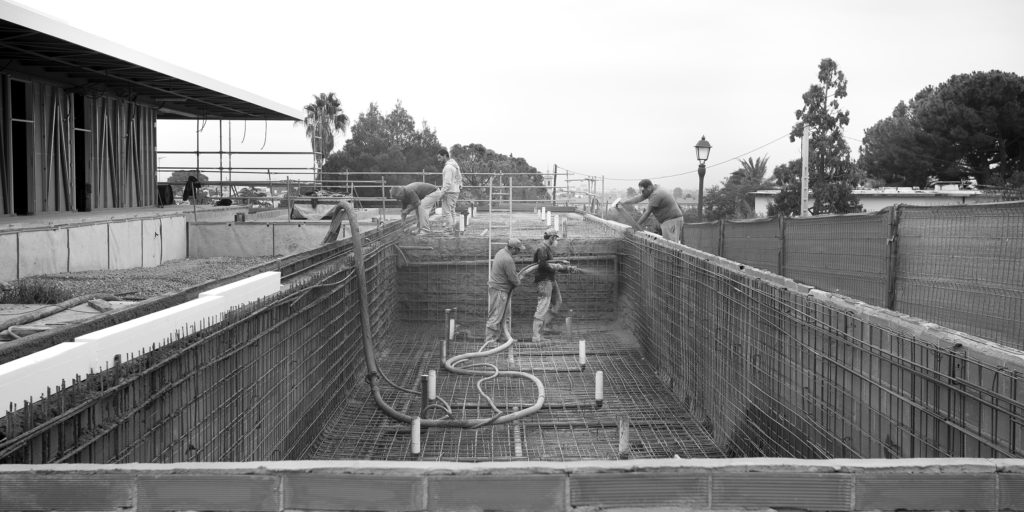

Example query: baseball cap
[507,237,526,251]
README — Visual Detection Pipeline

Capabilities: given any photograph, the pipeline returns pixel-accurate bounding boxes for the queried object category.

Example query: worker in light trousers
[485,238,526,345]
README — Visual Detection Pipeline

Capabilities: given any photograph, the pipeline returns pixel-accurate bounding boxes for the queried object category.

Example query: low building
[751,186,993,216]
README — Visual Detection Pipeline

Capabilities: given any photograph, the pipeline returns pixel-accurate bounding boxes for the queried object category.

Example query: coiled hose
[336,201,545,428]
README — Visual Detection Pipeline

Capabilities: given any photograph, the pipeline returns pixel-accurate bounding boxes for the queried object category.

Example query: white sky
[17,0,1024,192]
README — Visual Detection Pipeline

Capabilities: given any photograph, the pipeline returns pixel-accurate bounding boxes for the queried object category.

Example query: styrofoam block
[0,342,92,410]
[75,295,225,370]
[199,271,281,310]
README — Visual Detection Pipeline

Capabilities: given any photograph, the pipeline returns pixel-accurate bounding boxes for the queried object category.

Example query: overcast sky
[18,0,1024,192]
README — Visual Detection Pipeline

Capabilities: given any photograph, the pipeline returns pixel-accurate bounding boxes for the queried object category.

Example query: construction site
[1,3,1023,509]
[0,199,1022,511]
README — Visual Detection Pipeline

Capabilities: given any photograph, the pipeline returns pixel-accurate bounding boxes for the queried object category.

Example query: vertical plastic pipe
[578,339,587,368]
[411,417,421,455]
[452,307,458,340]
[554,214,560,232]
[617,414,629,459]
[420,374,429,414]
[444,308,453,341]
[428,370,437,400]
[566,310,573,340]
[595,370,604,408]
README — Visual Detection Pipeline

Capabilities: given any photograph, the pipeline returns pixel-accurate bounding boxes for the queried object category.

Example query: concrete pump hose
[339,200,546,428]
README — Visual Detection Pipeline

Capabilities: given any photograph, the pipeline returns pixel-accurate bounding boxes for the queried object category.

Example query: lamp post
[694,135,712,221]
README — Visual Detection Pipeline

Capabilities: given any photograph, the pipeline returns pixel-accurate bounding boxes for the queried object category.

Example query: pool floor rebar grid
[307,319,725,462]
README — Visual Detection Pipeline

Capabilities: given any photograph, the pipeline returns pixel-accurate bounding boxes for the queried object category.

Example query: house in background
[0,0,301,217]
[751,185,993,217]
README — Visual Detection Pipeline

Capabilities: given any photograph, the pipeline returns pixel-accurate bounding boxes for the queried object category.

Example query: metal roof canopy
[0,0,303,121]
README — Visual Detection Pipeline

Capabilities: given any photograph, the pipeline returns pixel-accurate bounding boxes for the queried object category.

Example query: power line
[598,132,793,181]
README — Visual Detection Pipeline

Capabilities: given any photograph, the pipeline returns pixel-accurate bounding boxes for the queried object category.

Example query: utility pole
[800,125,810,216]
[552,164,558,205]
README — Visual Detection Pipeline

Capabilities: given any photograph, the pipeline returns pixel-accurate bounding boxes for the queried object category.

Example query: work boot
[532,319,545,341]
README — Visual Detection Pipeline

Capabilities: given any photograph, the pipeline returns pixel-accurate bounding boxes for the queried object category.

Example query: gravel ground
[4,256,280,302]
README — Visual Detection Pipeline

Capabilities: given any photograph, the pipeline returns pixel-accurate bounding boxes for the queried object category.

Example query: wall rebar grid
[1,212,1022,465]
[620,233,1024,459]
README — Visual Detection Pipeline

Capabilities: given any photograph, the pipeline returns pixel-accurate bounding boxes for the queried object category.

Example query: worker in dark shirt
[390,182,442,234]
[617,178,684,242]
[532,227,577,342]
[485,237,527,345]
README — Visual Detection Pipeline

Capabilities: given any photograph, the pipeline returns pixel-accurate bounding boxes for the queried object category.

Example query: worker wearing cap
[617,178,684,243]
[532,227,568,342]
[390,182,442,234]
[485,237,526,345]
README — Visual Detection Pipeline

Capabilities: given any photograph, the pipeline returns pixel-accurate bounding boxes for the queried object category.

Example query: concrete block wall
[0,215,187,281]
[0,459,1020,511]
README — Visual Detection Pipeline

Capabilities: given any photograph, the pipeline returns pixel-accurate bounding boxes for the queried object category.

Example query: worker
[532,227,577,342]
[485,237,527,345]
[616,178,684,243]
[437,148,462,234]
[390,182,442,234]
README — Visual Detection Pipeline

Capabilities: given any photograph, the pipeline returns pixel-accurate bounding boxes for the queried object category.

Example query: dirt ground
[2,256,280,302]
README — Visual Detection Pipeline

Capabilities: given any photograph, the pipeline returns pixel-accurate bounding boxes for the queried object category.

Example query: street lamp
[694,135,712,221]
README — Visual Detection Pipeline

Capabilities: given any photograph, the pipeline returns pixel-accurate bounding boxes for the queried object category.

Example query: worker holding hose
[485,237,527,346]
[532,227,578,342]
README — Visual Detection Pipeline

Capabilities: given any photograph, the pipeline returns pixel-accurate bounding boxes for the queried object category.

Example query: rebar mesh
[307,319,724,461]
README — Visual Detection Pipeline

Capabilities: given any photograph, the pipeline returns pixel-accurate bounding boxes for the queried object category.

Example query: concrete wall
[0,215,188,281]
[0,459,1020,512]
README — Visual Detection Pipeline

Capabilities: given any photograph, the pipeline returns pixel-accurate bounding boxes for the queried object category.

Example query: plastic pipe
[411,417,421,455]
[428,370,437,400]
[595,370,604,408]
[579,339,587,368]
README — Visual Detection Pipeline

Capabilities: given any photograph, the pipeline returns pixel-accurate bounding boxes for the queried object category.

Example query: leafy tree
[859,70,1024,189]
[767,159,802,216]
[451,144,548,202]
[774,58,862,216]
[672,187,683,199]
[703,156,770,221]
[328,102,442,205]
[299,92,350,184]
[626,186,637,197]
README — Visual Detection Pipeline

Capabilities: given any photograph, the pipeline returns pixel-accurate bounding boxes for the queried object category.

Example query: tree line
[703,61,1023,221]
[299,96,551,207]
[299,60,1024,219]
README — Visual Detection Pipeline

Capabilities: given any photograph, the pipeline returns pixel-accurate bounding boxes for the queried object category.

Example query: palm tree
[299,92,349,186]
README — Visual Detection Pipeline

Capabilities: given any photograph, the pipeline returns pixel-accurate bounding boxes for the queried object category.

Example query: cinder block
[199,271,281,310]
[284,473,425,511]
[429,474,566,511]
[160,215,187,262]
[0,232,16,281]
[998,473,1024,511]
[0,342,92,410]
[68,223,109,272]
[108,220,143,270]
[712,472,853,511]
[189,223,273,257]
[0,473,133,511]
[18,228,68,278]
[571,471,708,508]
[137,474,279,512]
[855,473,996,511]
[75,295,225,369]
[273,223,330,256]
[141,218,162,267]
